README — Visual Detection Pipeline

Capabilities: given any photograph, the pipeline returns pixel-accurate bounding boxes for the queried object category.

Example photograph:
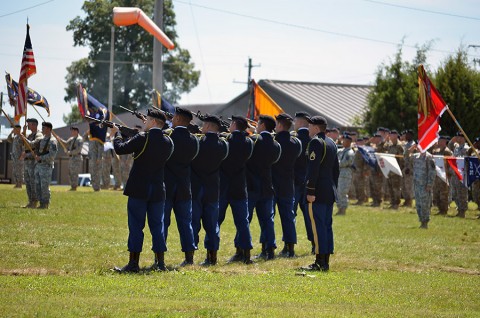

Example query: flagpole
[445,106,480,161]
[30,104,68,153]
[0,101,35,154]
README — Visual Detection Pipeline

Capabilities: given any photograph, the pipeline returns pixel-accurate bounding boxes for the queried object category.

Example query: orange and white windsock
[113,7,175,50]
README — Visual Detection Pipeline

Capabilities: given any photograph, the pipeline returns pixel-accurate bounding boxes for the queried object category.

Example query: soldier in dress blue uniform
[301,116,339,272]
[292,111,314,253]
[247,115,282,260]
[113,109,174,273]
[272,113,302,257]
[218,115,254,264]
[191,115,229,266]
[164,107,200,266]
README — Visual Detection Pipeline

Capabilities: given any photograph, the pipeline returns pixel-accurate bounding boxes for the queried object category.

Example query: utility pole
[108,26,114,114]
[246,57,261,89]
[153,0,164,95]
[468,45,480,67]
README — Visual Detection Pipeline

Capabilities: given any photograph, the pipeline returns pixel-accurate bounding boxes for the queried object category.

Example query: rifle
[118,105,147,121]
[85,115,137,138]
[151,105,174,119]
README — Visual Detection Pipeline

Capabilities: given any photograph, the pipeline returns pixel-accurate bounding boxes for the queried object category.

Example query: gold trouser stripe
[308,202,319,255]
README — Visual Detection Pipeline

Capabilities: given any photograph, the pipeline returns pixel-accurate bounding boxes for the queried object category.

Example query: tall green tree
[363,44,430,134]
[63,0,200,123]
[435,48,480,138]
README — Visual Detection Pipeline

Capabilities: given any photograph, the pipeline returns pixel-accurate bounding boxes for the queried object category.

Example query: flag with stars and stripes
[15,24,36,121]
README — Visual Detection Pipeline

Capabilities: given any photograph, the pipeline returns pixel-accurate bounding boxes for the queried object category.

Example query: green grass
[1,184,479,317]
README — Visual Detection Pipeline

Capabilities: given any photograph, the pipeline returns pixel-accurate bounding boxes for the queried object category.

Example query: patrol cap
[175,107,193,121]
[70,126,79,131]
[200,114,222,127]
[342,134,352,140]
[390,130,399,135]
[377,127,390,133]
[147,108,167,122]
[307,116,328,126]
[42,122,53,129]
[330,127,339,133]
[373,133,382,138]
[347,131,357,136]
[405,129,414,135]
[14,124,21,128]
[230,115,248,128]
[275,113,293,122]
[26,118,38,124]
[294,111,310,119]
[438,135,450,141]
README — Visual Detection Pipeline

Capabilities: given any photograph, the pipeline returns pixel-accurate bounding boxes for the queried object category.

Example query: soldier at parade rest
[20,118,43,208]
[58,126,83,191]
[113,109,174,273]
[432,136,453,215]
[7,124,24,189]
[336,133,355,215]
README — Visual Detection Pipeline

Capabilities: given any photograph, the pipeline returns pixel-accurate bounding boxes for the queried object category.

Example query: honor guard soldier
[20,118,43,208]
[86,113,108,191]
[449,132,470,218]
[302,116,339,271]
[272,113,302,257]
[218,115,254,264]
[386,130,404,209]
[58,126,84,191]
[34,122,58,209]
[164,107,200,266]
[402,130,416,207]
[191,115,229,266]
[7,124,24,188]
[352,137,369,205]
[247,115,282,260]
[432,136,453,215]
[292,112,314,253]
[113,109,174,273]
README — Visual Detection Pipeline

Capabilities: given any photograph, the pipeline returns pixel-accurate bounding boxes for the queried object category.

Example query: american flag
[15,24,36,121]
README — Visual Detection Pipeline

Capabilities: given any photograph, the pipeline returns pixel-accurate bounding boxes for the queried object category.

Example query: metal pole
[153,0,164,95]
[108,26,115,114]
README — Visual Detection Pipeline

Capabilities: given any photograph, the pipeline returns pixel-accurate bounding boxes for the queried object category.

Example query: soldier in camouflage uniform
[20,118,43,208]
[86,118,107,192]
[466,137,480,211]
[7,124,24,188]
[352,137,369,205]
[336,134,355,215]
[401,130,416,207]
[412,148,436,229]
[120,154,133,187]
[369,133,385,207]
[386,130,404,209]
[102,132,122,190]
[432,136,453,215]
[449,132,470,218]
[33,122,58,209]
[58,127,83,191]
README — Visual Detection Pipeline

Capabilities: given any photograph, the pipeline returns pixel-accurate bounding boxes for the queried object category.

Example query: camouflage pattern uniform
[24,130,44,206]
[386,141,404,209]
[337,145,355,213]
[352,147,369,204]
[432,146,453,215]
[7,130,24,187]
[402,140,416,206]
[370,141,386,207]
[34,135,58,208]
[64,135,83,190]
[413,153,436,227]
[120,154,133,187]
[466,147,480,210]
[102,144,122,190]
[451,142,470,217]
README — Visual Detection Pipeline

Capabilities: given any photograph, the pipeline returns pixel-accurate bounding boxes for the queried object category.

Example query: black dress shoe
[114,262,140,273]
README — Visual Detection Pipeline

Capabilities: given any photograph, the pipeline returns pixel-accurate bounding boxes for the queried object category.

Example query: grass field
[1,184,479,317]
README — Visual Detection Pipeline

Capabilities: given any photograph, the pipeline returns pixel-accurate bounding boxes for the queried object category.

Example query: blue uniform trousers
[274,196,297,244]
[127,197,166,253]
[192,187,220,251]
[219,198,253,250]
[164,199,197,252]
[308,202,334,255]
[294,185,313,242]
[248,195,276,249]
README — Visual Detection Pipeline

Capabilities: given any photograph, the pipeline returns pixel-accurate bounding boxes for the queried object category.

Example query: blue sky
[0,0,479,132]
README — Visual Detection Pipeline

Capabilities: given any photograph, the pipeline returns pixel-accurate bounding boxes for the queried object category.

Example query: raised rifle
[118,105,147,121]
[85,115,137,138]
[151,105,174,119]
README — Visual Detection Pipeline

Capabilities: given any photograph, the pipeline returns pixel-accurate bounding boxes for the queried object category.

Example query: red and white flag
[15,24,36,121]
[374,153,403,178]
[417,65,447,153]
[446,157,464,182]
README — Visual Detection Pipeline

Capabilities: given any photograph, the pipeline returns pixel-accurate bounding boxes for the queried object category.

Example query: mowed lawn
[0,184,479,317]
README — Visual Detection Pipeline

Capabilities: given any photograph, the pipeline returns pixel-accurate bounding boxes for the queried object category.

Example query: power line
[0,0,55,18]
[361,0,480,21]
[173,0,460,55]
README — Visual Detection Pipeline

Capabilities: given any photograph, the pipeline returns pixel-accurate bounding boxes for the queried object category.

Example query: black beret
[201,114,222,127]
[294,111,310,119]
[347,131,357,136]
[147,108,167,122]
[175,107,193,121]
[307,116,328,126]
[330,127,339,133]
[259,115,276,126]
[405,129,414,135]
[377,127,390,133]
[390,130,399,135]
[275,113,293,122]
[373,133,382,138]
[42,122,53,129]
[230,115,248,128]
[26,118,38,124]
[14,124,21,128]
[438,135,450,141]
[456,131,465,137]
[70,126,79,131]
[342,134,352,140]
